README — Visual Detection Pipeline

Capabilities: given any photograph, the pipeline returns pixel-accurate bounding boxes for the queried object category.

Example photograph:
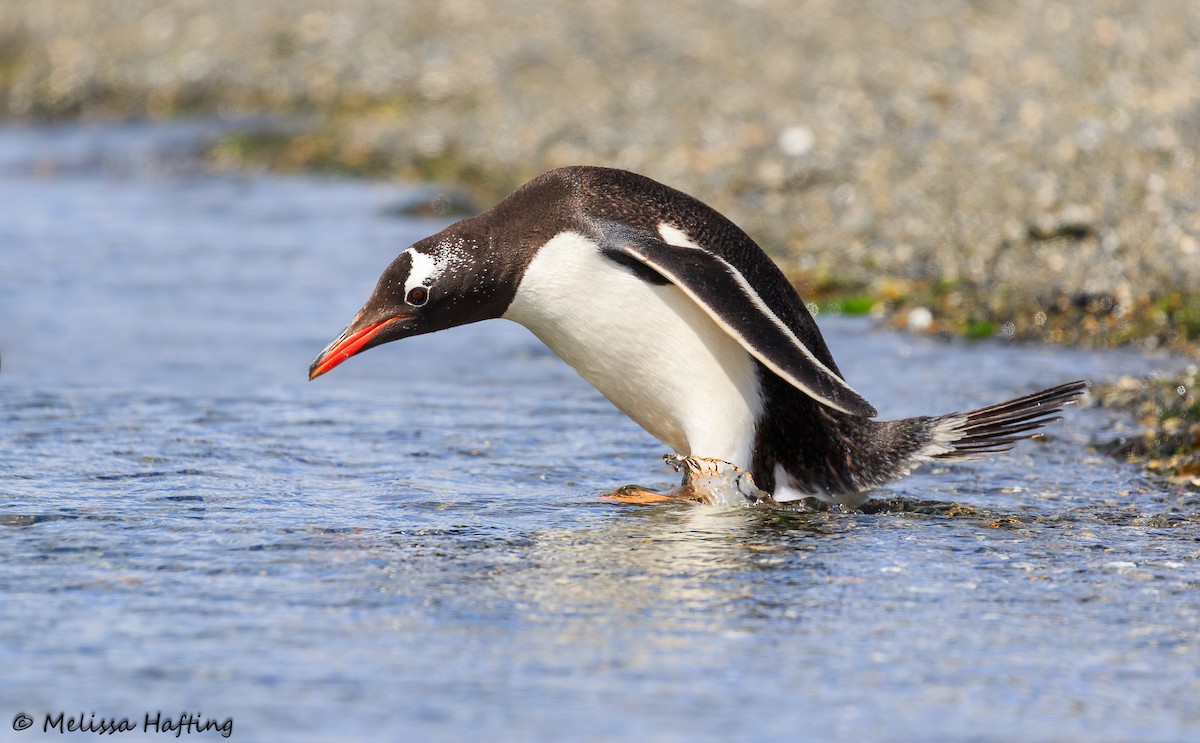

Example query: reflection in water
[507,507,789,627]
[382,503,848,643]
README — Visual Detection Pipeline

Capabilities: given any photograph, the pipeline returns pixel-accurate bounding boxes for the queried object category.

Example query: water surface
[1,122,1197,742]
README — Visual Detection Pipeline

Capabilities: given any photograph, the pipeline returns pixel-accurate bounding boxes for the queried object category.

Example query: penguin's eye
[405,286,429,306]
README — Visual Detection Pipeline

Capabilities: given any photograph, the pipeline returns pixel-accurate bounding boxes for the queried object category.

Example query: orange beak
[308,316,407,380]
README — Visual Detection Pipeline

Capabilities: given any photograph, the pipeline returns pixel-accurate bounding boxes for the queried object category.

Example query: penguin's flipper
[600,224,877,418]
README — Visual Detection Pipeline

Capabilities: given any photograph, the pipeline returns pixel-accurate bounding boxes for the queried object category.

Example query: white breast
[502,231,763,466]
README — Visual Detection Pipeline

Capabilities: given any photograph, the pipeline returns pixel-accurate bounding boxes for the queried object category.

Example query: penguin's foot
[601,483,705,505]
[663,454,779,508]
[601,457,780,508]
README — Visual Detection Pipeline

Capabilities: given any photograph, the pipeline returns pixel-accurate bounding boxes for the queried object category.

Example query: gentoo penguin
[309,166,1085,507]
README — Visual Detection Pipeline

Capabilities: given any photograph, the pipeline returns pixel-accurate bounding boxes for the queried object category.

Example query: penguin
[309,166,1086,507]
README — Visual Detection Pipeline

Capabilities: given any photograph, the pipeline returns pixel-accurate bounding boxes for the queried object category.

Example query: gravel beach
[4,1,1199,338]
[2,0,1198,467]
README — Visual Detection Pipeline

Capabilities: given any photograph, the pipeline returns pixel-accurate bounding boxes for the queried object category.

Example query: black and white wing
[598,222,878,418]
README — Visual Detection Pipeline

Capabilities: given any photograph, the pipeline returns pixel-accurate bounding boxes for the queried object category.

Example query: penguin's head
[308,232,513,380]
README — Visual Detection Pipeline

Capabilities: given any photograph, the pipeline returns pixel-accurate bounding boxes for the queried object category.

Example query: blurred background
[3,0,1199,349]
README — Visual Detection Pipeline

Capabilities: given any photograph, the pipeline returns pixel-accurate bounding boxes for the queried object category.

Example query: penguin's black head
[308,231,516,380]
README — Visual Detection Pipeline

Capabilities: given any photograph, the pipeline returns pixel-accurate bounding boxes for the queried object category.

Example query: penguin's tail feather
[770,380,1088,507]
[915,380,1089,462]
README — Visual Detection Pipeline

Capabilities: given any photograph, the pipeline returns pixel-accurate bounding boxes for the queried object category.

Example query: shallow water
[1,122,1197,742]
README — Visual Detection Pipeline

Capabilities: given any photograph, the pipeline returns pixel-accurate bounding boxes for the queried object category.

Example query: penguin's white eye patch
[405,249,444,293]
[406,286,429,306]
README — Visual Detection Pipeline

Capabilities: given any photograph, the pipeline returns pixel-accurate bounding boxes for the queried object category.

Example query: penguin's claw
[664,454,779,508]
[601,456,781,508]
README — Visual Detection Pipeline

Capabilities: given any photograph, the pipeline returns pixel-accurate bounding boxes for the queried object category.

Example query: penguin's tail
[771,380,1088,507]
[912,380,1089,462]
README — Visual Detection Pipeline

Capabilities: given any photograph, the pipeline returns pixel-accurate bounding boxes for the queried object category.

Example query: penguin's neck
[502,231,763,466]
